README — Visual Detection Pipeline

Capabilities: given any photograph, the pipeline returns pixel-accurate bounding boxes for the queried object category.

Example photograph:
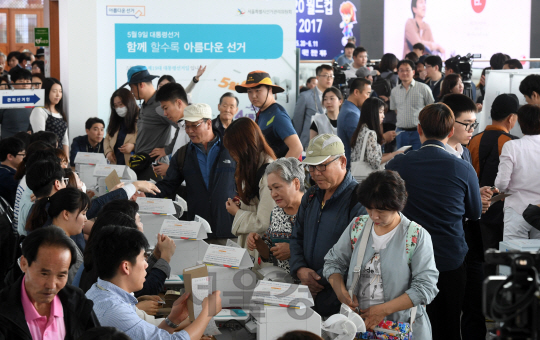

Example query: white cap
[183,103,212,122]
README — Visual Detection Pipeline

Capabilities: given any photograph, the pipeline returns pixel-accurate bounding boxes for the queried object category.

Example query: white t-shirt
[358,226,398,310]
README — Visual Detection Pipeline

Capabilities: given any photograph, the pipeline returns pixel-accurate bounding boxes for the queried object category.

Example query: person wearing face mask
[103,88,139,165]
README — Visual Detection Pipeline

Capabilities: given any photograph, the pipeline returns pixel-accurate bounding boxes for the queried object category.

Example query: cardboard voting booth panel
[251,304,321,339]
[136,197,176,215]
[203,244,254,270]
[160,220,207,240]
[140,213,179,248]
[183,265,209,322]
[74,152,107,165]
[75,164,99,193]
[93,164,127,177]
[206,264,257,309]
[251,281,314,309]
[168,239,209,277]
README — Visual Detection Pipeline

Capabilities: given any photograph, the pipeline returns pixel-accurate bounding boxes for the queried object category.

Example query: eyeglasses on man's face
[185,120,204,131]
[307,156,340,172]
[455,120,479,131]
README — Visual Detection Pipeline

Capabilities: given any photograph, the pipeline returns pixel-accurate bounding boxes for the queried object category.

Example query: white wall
[59,0,98,146]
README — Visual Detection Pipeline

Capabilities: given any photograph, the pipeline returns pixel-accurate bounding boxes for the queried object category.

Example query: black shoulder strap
[349,183,359,217]
[176,145,188,174]
[255,163,271,200]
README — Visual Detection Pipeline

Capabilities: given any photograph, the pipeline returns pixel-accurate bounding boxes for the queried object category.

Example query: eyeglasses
[185,121,204,131]
[16,153,25,157]
[455,120,479,131]
[308,156,340,172]
[318,74,334,79]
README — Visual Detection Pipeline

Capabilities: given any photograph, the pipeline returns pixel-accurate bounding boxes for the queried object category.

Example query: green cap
[302,134,345,165]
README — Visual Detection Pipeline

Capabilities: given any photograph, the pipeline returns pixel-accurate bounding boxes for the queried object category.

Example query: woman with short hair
[324,170,438,339]
[247,157,305,273]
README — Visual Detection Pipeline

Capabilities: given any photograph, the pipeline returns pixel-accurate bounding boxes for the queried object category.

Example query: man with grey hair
[290,134,366,317]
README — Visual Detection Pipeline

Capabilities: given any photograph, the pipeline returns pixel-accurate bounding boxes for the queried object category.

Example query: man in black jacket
[153,83,237,244]
[0,227,99,339]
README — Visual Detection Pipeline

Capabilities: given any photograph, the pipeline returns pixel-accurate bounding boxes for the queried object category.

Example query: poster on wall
[96,0,296,122]
[296,0,360,60]
[384,0,531,67]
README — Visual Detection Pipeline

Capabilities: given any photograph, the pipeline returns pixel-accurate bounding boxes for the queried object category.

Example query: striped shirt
[86,278,189,340]
[390,79,434,129]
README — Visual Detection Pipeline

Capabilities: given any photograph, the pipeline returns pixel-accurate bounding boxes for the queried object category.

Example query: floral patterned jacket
[323,213,439,340]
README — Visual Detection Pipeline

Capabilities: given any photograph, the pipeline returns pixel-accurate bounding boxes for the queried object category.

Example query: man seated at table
[86,225,222,340]
[70,117,105,166]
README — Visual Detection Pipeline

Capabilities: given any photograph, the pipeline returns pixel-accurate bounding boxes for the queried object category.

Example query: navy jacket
[290,171,366,316]
[386,140,482,272]
[151,131,236,239]
[0,165,17,207]
[70,135,104,167]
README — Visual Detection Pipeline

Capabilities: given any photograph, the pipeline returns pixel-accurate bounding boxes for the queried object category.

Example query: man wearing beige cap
[290,133,366,317]
[151,83,237,243]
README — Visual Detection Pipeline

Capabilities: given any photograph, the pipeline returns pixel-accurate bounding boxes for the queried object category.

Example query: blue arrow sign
[2,94,41,105]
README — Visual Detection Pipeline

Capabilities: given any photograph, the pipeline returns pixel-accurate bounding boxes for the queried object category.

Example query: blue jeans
[396,128,422,150]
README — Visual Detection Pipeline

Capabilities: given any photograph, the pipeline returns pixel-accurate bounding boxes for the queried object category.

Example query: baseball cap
[183,103,212,122]
[302,134,345,165]
[121,66,159,88]
[356,67,377,78]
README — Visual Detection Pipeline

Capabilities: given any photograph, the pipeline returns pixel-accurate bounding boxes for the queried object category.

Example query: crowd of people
[0,41,539,340]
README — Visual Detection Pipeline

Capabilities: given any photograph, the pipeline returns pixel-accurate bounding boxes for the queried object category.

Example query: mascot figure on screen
[339,1,357,46]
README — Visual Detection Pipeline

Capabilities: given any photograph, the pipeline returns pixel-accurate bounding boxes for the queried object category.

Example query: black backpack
[371,72,395,98]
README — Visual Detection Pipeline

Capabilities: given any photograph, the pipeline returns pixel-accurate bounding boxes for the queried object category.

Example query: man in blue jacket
[153,83,236,243]
[290,133,366,316]
[386,103,482,340]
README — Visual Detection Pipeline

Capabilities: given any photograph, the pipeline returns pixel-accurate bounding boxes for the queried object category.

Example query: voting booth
[478,69,540,137]
[93,164,137,196]
[73,152,107,193]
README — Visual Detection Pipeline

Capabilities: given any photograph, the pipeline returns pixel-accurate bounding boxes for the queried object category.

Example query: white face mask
[116,106,128,117]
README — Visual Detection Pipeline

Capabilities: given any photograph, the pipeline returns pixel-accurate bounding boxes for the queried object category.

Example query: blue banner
[115,24,283,59]
[2,94,41,104]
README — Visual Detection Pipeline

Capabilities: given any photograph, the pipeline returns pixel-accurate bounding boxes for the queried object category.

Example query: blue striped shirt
[86,278,190,340]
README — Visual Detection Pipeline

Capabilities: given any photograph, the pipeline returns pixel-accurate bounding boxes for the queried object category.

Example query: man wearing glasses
[152,83,237,245]
[293,64,335,149]
[290,133,366,317]
[390,59,434,151]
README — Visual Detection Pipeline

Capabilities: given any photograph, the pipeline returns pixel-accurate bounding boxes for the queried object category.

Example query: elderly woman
[323,170,438,339]
[246,157,305,273]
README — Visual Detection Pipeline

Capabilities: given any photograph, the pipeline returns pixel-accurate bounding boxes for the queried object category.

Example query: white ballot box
[93,164,137,195]
[140,213,179,248]
[169,240,209,277]
[250,305,321,340]
[74,153,107,193]
[498,239,540,275]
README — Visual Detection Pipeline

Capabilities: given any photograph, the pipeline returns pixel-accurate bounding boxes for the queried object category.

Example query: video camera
[332,62,349,98]
[444,53,481,100]
[483,249,540,339]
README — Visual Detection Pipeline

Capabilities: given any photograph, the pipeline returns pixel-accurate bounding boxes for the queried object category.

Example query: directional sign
[0,89,45,109]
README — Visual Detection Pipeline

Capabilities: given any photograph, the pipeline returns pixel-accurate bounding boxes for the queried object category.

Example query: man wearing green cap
[290,133,366,316]
[122,65,177,180]
[235,70,302,159]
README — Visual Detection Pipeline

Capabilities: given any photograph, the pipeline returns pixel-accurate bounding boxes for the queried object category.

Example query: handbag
[351,130,377,182]
[349,217,417,340]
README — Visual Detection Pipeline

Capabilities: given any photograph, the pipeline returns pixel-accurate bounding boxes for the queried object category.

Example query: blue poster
[296,0,360,60]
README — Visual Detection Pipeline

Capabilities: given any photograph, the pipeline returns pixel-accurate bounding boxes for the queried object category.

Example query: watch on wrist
[165,316,179,328]
[193,76,199,83]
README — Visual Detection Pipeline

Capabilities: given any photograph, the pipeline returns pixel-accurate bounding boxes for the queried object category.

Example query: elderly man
[212,92,238,136]
[152,83,237,244]
[0,227,99,339]
[290,134,366,317]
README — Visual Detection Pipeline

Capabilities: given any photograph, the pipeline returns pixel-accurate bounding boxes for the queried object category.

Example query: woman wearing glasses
[224,117,276,249]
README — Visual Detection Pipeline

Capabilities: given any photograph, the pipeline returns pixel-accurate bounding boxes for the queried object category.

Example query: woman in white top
[350,98,402,169]
[309,87,343,140]
[495,104,540,240]
[29,78,69,158]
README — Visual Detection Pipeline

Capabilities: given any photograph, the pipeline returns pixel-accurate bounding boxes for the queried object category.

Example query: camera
[332,62,349,98]
[483,249,540,339]
[445,53,481,100]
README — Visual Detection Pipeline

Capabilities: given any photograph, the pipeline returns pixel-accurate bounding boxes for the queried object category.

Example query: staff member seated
[70,118,105,166]
[0,227,99,339]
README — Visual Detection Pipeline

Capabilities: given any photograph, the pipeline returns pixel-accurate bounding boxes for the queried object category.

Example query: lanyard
[420,143,446,151]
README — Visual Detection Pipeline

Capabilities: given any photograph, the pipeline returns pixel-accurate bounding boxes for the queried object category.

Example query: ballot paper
[191,276,221,336]
[159,220,207,240]
[251,281,314,309]
[74,152,107,165]
[136,197,176,215]
[491,193,511,203]
[93,164,126,177]
[202,244,254,269]
[397,145,412,152]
